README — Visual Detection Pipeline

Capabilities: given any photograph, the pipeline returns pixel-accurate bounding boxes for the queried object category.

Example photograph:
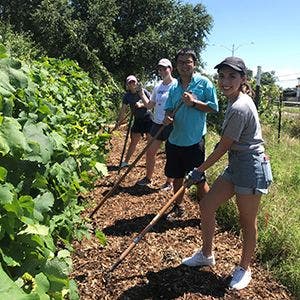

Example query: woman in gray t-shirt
[181,57,273,291]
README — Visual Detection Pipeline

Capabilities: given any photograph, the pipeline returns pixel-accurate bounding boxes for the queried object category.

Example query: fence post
[297,77,300,101]
[254,66,262,109]
[277,92,283,143]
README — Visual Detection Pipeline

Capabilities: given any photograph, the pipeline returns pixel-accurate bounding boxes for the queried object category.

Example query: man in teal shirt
[164,48,218,218]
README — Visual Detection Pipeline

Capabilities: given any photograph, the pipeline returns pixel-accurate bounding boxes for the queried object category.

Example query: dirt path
[71,128,294,299]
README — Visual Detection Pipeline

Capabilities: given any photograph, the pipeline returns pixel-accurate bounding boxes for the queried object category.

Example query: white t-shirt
[151,79,177,124]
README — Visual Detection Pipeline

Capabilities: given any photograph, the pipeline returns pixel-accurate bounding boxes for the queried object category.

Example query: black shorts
[150,123,173,141]
[165,138,206,179]
[131,117,153,135]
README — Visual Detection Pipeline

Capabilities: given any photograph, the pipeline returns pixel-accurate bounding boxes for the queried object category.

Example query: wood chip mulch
[71,128,295,300]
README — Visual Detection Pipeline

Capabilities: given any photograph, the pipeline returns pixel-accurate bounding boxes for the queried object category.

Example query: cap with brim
[126,75,137,84]
[214,57,247,74]
[157,58,172,68]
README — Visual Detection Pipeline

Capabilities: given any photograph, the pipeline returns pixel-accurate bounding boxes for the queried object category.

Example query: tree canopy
[0,0,213,81]
[260,71,278,85]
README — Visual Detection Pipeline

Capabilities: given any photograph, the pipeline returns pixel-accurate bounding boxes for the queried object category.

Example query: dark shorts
[165,138,206,179]
[150,123,173,141]
[131,117,153,135]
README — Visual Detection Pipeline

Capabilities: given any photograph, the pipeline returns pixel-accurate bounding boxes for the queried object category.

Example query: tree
[68,0,123,70]
[31,0,117,83]
[260,71,278,85]
[0,0,41,31]
[0,0,213,82]
[113,1,212,80]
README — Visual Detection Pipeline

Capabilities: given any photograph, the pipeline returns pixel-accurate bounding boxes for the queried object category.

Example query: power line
[277,72,300,78]
[209,42,254,56]
[277,78,298,82]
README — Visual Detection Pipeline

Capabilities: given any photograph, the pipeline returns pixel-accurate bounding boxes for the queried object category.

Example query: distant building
[283,88,296,99]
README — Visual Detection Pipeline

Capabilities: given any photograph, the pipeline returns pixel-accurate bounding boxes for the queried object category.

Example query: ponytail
[241,82,255,99]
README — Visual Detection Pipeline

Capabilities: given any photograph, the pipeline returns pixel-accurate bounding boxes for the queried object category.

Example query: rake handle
[117,112,134,173]
[89,101,184,219]
[89,123,167,218]
[107,183,190,273]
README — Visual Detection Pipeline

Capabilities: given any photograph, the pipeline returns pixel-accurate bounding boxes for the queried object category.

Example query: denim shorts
[221,150,273,195]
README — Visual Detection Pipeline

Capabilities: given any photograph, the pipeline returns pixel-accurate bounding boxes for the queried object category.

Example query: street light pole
[211,42,254,56]
[231,42,254,56]
[231,44,234,56]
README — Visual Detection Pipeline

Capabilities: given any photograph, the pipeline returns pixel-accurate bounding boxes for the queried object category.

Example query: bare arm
[197,135,234,172]
[137,89,155,109]
[183,92,215,112]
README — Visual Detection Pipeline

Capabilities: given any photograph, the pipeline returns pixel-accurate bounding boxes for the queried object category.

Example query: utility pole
[231,42,255,56]
[210,42,254,56]
[278,92,283,143]
[297,78,300,101]
[254,66,262,109]
[231,44,235,56]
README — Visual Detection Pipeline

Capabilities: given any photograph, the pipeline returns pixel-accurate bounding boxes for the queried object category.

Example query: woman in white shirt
[136,58,176,190]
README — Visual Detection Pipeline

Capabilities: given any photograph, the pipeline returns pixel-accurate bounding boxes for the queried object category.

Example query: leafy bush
[0,44,116,298]
[0,21,45,61]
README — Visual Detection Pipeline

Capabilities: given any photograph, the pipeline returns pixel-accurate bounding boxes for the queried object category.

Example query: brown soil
[71,128,295,300]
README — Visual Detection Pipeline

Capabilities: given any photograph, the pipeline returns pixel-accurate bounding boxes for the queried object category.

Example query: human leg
[145,124,173,188]
[136,134,160,186]
[200,176,234,257]
[196,181,210,201]
[224,151,265,289]
[182,176,234,266]
[227,194,260,290]
[173,177,184,205]
[145,139,161,179]
[165,177,185,219]
[229,196,259,291]
[236,193,261,270]
[124,132,141,163]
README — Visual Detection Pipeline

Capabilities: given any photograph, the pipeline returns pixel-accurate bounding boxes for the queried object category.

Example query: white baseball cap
[126,75,137,84]
[157,58,172,68]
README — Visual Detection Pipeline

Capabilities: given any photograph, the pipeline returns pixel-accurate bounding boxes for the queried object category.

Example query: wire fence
[275,93,300,143]
[276,72,300,90]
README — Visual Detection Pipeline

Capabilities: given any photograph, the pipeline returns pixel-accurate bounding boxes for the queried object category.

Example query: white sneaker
[181,250,215,267]
[229,266,252,290]
[160,182,173,192]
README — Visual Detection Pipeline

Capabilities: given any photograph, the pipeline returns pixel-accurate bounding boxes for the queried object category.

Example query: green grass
[203,124,300,298]
[258,125,300,297]
[282,105,300,114]
[278,105,300,139]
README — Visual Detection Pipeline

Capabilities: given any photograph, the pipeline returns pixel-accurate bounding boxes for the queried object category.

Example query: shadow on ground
[102,214,200,236]
[116,265,229,299]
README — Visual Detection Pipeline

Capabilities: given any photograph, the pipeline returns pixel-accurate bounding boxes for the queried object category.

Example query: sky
[182,0,300,89]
